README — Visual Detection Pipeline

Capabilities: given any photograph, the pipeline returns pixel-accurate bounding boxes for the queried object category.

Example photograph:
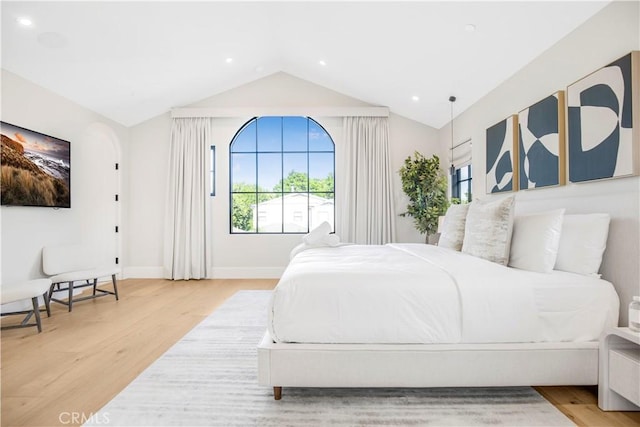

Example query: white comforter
[268,244,619,344]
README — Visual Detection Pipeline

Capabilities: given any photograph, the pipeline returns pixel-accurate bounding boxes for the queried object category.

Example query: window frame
[452,164,472,203]
[229,116,335,234]
[210,145,216,197]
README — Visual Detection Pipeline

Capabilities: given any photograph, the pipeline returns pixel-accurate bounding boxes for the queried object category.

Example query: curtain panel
[338,117,396,244]
[163,118,213,280]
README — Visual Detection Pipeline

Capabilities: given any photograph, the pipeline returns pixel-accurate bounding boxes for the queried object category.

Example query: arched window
[229,117,335,234]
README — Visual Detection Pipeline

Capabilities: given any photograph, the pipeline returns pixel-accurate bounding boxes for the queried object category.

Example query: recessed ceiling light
[17,17,33,27]
[412,96,420,102]
[225,58,233,64]
[465,24,476,32]
[318,60,327,67]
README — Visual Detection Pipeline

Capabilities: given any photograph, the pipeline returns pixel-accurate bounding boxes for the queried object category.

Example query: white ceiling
[1,1,609,129]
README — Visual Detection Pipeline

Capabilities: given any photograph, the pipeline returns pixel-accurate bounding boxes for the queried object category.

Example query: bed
[257,204,621,400]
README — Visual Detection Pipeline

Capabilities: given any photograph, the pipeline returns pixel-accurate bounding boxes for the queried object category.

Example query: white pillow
[555,214,610,276]
[302,221,332,245]
[439,204,470,251]
[508,209,565,273]
[462,195,516,265]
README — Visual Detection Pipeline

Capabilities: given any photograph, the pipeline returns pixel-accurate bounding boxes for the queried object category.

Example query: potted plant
[399,152,449,243]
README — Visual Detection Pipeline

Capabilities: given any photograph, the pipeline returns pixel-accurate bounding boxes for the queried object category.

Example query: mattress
[268,243,619,344]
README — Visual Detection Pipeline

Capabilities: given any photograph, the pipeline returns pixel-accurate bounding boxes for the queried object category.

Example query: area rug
[86,291,574,426]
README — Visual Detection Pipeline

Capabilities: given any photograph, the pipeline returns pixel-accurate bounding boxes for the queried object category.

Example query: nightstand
[599,327,640,411]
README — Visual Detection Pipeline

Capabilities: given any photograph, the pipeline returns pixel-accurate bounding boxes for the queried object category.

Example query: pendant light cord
[449,96,456,176]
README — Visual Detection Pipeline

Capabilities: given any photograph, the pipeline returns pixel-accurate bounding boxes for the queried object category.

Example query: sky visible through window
[231,117,333,190]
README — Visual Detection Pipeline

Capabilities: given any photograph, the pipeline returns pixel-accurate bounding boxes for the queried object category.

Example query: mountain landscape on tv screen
[0,125,70,208]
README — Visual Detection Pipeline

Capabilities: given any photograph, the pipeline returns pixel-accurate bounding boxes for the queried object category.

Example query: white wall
[437,1,640,324]
[125,72,438,278]
[126,112,171,277]
[0,70,129,285]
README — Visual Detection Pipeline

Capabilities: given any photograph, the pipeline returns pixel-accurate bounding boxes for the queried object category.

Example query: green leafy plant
[399,152,449,237]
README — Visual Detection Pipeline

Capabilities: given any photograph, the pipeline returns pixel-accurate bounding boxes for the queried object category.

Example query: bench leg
[43,291,51,317]
[48,283,56,304]
[92,278,97,296]
[68,281,73,312]
[273,387,282,400]
[112,274,119,301]
[31,297,42,333]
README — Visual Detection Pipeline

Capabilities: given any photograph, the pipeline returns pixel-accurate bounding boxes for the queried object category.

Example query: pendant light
[449,95,456,176]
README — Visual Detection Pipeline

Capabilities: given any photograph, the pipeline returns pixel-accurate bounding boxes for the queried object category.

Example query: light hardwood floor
[1,279,639,427]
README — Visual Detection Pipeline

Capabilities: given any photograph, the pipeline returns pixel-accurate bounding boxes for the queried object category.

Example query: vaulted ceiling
[1,1,609,128]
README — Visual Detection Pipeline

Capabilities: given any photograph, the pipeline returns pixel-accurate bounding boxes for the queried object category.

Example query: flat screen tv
[1,121,71,208]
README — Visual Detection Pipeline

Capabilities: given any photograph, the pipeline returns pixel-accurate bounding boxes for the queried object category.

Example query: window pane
[309,152,334,187]
[459,166,469,180]
[210,146,216,196]
[229,116,335,235]
[210,172,214,196]
[257,117,282,152]
[309,192,334,231]
[257,153,281,191]
[282,153,308,192]
[256,194,282,232]
[232,120,256,152]
[460,180,470,203]
[231,193,256,232]
[231,153,256,192]
[283,117,308,152]
[309,120,334,151]
[284,193,309,233]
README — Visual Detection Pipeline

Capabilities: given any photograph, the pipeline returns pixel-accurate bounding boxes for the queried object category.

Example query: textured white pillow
[555,214,610,276]
[439,204,470,251]
[508,209,565,273]
[462,195,516,265]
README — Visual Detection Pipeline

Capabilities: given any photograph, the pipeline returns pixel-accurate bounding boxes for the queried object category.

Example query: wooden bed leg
[273,386,282,400]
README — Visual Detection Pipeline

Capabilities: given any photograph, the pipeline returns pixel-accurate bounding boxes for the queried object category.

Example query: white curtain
[338,117,396,244]
[163,118,213,280]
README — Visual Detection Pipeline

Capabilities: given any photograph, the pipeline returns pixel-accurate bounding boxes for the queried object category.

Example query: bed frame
[257,331,598,400]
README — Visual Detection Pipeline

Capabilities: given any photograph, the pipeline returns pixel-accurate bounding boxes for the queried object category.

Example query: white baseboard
[123,266,284,279]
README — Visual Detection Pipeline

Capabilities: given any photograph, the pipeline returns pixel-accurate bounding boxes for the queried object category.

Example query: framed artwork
[567,51,640,183]
[1,121,71,208]
[486,115,518,193]
[518,91,566,190]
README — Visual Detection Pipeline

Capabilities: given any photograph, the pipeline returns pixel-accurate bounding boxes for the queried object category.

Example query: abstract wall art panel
[486,115,518,193]
[518,91,566,190]
[567,51,640,183]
